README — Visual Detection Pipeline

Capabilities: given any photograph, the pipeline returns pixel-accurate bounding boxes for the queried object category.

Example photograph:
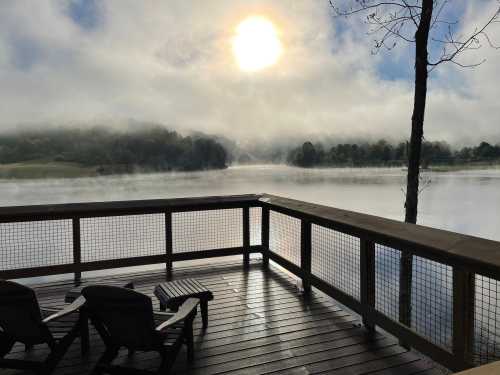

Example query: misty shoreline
[1,161,499,180]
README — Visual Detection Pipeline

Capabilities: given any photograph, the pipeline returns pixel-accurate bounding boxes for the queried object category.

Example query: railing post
[360,238,376,332]
[243,206,250,269]
[399,250,413,345]
[165,210,173,280]
[453,268,475,370]
[261,207,270,269]
[72,217,81,286]
[300,220,312,296]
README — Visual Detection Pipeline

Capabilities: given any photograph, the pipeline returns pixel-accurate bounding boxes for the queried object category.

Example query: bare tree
[329,0,500,355]
[329,0,500,224]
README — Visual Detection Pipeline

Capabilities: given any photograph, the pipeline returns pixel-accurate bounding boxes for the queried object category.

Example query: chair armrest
[41,307,59,313]
[154,311,175,319]
[42,296,86,323]
[155,298,199,331]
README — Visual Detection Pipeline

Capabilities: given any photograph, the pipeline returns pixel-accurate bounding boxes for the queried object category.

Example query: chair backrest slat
[82,285,158,350]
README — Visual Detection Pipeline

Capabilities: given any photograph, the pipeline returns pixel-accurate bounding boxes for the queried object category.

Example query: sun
[232,16,283,72]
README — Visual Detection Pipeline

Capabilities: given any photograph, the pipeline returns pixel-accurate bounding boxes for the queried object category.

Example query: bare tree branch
[329,1,421,17]
[329,0,500,71]
[428,7,500,68]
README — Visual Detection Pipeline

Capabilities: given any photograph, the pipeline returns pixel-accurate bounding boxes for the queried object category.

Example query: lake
[1,164,499,241]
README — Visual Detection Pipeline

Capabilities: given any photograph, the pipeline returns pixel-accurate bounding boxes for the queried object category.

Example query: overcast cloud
[0,0,499,145]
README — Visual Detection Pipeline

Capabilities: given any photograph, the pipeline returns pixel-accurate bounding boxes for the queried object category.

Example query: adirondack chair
[82,285,199,375]
[0,280,84,375]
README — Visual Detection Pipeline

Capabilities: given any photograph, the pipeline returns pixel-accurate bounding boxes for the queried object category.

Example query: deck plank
[2,260,441,375]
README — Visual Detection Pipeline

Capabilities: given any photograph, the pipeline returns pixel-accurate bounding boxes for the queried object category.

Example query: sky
[0,0,499,145]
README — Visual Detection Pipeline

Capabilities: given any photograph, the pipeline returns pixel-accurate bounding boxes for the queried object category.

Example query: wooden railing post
[243,207,250,269]
[72,217,81,286]
[165,210,173,280]
[399,250,413,345]
[300,220,312,296]
[261,207,270,268]
[360,239,376,332]
[453,268,475,370]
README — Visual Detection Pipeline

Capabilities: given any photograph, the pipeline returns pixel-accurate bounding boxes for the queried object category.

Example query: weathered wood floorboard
[3,260,439,375]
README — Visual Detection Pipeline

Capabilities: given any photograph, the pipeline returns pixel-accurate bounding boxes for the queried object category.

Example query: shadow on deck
[5,260,440,375]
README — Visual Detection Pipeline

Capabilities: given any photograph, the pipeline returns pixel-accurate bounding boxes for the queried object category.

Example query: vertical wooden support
[261,207,270,269]
[165,211,173,280]
[72,217,81,286]
[453,268,475,370]
[399,251,413,346]
[243,206,250,269]
[360,239,376,332]
[300,220,312,296]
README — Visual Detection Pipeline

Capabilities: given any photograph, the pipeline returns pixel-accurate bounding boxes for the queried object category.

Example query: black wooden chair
[0,280,84,375]
[82,285,199,375]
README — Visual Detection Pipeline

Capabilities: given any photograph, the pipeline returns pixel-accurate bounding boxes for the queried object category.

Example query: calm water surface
[1,164,499,241]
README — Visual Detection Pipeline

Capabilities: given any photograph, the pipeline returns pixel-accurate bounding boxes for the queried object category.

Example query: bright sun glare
[232,16,283,72]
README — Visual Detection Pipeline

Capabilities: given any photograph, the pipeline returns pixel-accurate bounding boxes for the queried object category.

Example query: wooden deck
[5,260,443,375]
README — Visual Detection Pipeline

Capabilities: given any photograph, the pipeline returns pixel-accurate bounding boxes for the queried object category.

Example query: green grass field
[429,162,500,172]
[0,161,99,179]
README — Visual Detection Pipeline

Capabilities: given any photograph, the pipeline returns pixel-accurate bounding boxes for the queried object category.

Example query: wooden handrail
[260,193,500,278]
[0,194,262,222]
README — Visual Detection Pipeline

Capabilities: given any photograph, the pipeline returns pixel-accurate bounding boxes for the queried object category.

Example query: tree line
[0,126,228,173]
[287,140,500,168]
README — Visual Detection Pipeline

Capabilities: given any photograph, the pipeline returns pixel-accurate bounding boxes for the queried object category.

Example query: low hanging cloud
[0,0,499,145]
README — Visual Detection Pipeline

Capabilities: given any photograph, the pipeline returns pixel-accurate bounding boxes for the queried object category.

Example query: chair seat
[41,308,79,341]
[153,314,183,348]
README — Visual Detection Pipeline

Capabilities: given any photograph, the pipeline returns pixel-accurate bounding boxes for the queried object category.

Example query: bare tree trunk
[399,0,434,337]
[405,0,433,224]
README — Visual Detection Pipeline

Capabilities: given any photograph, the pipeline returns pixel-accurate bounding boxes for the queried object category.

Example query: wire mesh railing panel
[81,214,165,262]
[475,275,500,365]
[269,211,301,266]
[250,207,262,246]
[411,256,453,350]
[375,244,401,321]
[172,209,242,253]
[0,220,73,270]
[311,224,360,300]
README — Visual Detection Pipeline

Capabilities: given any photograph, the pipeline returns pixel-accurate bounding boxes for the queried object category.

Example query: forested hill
[287,140,500,168]
[0,127,228,174]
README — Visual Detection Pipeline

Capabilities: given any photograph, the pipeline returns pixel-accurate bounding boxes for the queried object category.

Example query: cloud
[0,0,499,145]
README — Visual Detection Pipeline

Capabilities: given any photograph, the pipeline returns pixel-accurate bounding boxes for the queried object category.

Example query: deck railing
[1,193,500,371]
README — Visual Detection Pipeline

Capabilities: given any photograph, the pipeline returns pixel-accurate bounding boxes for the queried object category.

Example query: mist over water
[1,164,499,241]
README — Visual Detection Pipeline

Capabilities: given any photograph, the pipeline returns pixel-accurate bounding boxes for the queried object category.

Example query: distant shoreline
[0,160,227,179]
[1,160,499,179]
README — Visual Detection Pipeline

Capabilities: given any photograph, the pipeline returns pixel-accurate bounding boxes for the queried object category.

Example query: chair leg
[92,346,119,375]
[201,300,209,328]
[183,314,195,361]
[185,328,194,361]
[0,334,14,357]
[80,309,90,356]
[158,349,174,374]
[43,331,78,374]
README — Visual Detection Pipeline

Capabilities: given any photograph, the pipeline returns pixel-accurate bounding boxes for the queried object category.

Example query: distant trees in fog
[0,126,227,172]
[288,140,500,168]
